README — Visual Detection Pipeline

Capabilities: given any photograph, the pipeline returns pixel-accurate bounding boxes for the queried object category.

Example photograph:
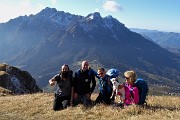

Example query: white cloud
[95,8,100,12]
[0,0,44,23]
[50,0,57,5]
[103,0,122,12]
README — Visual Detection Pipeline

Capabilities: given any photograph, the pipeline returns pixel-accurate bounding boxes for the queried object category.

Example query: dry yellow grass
[0,93,179,120]
[0,87,12,96]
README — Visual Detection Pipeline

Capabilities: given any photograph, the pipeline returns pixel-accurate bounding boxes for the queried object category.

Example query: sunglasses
[124,77,130,79]
[98,73,103,75]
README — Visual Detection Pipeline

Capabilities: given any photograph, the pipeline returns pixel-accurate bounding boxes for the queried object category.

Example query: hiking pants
[73,94,92,107]
[53,94,70,111]
[95,93,111,105]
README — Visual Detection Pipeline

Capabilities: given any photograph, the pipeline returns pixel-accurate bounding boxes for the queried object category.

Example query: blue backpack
[134,78,149,105]
[106,68,119,78]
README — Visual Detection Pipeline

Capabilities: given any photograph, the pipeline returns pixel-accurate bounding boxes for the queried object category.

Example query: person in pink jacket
[123,70,139,105]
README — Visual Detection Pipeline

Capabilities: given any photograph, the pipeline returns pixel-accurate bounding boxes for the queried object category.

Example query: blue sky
[0,0,180,33]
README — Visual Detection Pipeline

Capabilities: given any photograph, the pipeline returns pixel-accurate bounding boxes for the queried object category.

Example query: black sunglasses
[124,77,130,79]
[98,73,103,75]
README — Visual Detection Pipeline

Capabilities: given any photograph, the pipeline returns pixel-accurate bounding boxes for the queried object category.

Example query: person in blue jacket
[72,60,96,107]
[95,67,113,105]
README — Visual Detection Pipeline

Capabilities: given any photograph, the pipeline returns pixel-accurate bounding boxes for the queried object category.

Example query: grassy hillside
[0,93,179,120]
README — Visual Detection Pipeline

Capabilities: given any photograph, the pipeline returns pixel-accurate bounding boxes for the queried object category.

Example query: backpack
[106,68,119,78]
[134,78,149,105]
[76,68,98,78]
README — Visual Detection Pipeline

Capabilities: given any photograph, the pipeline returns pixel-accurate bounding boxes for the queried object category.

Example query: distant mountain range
[130,28,180,54]
[0,7,179,94]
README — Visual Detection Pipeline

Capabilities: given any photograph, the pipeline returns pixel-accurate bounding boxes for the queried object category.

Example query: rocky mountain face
[130,28,180,54]
[0,7,179,94]
[0,64,42,94]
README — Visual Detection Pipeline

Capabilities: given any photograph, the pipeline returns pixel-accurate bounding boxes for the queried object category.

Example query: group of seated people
[49,60,141,111]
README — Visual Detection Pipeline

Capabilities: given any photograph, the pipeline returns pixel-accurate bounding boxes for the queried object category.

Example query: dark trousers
[73,94,92,107]
[95,93,111,105]
[53,94,70,111]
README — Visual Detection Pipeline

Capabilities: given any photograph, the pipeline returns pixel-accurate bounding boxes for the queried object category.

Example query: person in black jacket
[73,60,96,107]
[49,64,73,111]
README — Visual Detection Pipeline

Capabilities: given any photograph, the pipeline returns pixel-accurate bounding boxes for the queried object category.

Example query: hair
[60,64,70,80]
[124,70,137,83]
[82,60,89,65]
[61,64,70,71]
[97,67,105,72]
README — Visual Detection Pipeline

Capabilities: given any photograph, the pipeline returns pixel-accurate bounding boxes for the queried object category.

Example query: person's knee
[53,106,61,111]
[62,100,69,108]
[83,96,91,106]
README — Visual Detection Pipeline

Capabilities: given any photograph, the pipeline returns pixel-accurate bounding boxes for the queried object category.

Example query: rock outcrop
[0,63,42,94]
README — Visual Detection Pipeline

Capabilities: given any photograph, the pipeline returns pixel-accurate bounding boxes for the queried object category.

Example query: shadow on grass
[142,104,180,111]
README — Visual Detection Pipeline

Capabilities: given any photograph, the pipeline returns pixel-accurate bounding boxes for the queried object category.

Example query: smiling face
[124,70,137,84]
[124,76,132,84]
[81,61,89,72]
[61,65,69,72]
[97,68,106,78]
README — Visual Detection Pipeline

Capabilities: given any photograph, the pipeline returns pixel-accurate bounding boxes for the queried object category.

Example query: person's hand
[118,84,124,89]
[49,80,55,86]
[86,93,91,99]
[74,93,78,99]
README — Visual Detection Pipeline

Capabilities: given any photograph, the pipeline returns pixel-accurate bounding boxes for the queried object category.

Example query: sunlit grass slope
[0,93,179,120]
